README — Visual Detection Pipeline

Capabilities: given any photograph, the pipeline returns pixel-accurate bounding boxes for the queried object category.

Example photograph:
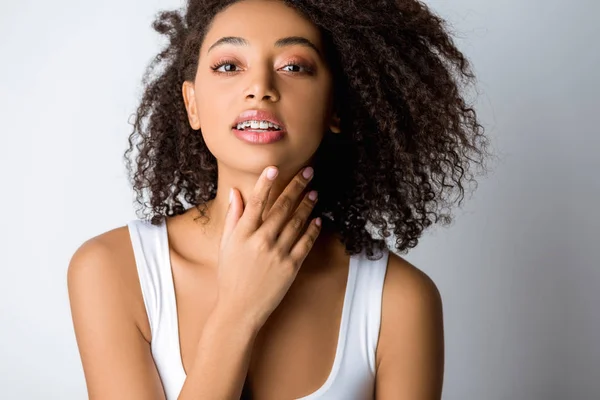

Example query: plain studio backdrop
[1,0,598,399]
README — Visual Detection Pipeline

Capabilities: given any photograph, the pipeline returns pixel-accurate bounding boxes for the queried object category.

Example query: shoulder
[381,251,443,316]
[67,225,133,285]
[67,224,150,341]
[373,251,445,397]
[67,224,165,398]
[378,251,444,349]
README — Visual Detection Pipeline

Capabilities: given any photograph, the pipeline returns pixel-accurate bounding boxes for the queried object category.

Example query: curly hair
[124,0,492,260]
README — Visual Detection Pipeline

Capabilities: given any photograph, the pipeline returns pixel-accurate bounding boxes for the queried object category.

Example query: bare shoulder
[382,252,443,313]
[67,224,149,338]
[374,251,445,399]
[377,251,443,355]
[68,226,136,310]
[67,224,163,399]
[68,226,129,297]
[69,224,132,264]
[68,225,131,272]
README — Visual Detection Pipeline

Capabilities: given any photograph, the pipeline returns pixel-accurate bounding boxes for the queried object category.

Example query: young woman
[68,0,489,398]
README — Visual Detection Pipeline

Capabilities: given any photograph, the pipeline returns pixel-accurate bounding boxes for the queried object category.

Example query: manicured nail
[308,190,318,201]
[315,217,322,227]
[266,167,278,180]
[302,167,314,179]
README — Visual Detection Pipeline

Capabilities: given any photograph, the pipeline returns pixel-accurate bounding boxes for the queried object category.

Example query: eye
[210,60,241,74]
[280,63,311,74]
[218,63,238,72]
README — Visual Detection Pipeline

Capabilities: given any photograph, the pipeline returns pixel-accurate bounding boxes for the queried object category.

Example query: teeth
[236,120,282,130]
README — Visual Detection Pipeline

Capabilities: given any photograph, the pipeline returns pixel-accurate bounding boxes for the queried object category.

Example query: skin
[67,1,445,399]
[181,0,340,241]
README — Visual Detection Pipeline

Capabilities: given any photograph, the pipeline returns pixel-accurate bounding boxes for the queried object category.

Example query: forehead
[201,0,323,52]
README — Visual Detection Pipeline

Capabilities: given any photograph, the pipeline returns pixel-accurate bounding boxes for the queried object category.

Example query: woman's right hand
[214,165,322,331]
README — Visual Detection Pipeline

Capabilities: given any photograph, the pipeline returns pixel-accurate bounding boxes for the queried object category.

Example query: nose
[243,66,280,103]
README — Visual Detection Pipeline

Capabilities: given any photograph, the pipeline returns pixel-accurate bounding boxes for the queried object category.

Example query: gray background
[1,0,598,398]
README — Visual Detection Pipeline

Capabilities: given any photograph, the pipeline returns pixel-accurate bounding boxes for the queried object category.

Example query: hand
[214,166,321,330]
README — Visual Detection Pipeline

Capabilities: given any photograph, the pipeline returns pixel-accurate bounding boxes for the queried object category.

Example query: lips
[232,109,286,145]
[232,109,286,130]
[233,129,285,144]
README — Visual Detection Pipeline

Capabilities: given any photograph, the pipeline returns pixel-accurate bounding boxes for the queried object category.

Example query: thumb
[220,188,242,252]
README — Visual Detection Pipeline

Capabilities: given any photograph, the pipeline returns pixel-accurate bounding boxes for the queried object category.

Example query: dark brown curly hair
[124,0,492,260]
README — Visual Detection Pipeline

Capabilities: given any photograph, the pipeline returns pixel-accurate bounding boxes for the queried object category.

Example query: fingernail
[229,188,233,204]
[308,190,318,201]
[266,167,278,180]
[302,167,314,180]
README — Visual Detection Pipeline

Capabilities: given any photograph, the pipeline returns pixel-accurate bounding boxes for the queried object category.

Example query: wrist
[209,301,263,337]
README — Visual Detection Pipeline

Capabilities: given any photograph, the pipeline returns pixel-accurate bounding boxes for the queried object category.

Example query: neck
[198,162,320,240]
[188,198,338,269]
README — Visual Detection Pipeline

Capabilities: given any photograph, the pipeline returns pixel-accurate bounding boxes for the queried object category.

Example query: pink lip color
[233,109,285,128]
[233,128,285,144]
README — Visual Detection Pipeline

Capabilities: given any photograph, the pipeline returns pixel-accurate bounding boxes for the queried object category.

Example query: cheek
[283,86,332,149]
[287,84,333,128]
[195,82,234,129]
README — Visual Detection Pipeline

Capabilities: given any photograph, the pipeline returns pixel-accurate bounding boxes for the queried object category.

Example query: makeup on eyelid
[208,54,316,75]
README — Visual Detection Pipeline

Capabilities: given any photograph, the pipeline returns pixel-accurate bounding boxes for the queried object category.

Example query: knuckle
[290,215,305,231]
[305,240,314,253]
[275,196,293,214]
[250,195,266,209]
[283,258,299,272]
[304,195,317,208]
[304,234,315,251]
[292,176,307,192]
[252,234,272,252]
[274,250,287,265]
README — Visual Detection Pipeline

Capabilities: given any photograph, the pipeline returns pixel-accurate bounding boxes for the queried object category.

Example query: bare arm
[68,236,258,400]
[177,305,258,399]
[69,166,321,399]
[68,238,166,400]
[178,165,321,399]
[375,253,445,400]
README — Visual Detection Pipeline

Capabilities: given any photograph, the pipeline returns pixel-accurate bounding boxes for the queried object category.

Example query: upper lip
[232,109,285,130]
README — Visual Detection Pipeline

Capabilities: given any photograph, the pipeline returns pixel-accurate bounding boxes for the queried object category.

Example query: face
[182,0,340,177]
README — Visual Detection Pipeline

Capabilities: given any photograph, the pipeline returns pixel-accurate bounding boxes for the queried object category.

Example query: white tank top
[127,218,389,400]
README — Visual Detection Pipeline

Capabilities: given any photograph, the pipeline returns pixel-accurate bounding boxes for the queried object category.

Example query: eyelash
[210,59,314,75]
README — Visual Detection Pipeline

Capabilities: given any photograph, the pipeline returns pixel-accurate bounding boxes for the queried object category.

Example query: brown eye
[282,64,302,72]
[216,63,238,72]
[280,62,314,75]
[210,59,241,74]
[282,64,309,73]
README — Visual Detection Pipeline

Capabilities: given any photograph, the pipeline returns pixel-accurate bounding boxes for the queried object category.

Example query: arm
[68,235,259,400]
[177,304,258,400]
[67,237,166,400]
[375,253,445,400]
[69,166,319,399]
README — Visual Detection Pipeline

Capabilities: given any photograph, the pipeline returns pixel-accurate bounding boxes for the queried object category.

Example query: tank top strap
[127,219,167,335]
[127,218,186,398]
[346,246,389,374]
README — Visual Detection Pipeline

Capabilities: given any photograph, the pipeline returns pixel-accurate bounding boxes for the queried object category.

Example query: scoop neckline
[160,218,359,399]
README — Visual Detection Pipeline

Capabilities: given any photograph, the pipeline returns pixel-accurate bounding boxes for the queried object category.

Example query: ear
[182,80,201,130]
[329,112,341,134]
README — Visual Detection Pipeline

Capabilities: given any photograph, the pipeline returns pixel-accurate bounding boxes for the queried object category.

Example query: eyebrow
[207,36,321,56]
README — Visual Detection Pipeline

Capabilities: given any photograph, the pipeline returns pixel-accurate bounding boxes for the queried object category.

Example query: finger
[220,188,243,252]
[277,190,318,254]
[237,166,279,235]
[289,217,322,265]
[257,166,314,241]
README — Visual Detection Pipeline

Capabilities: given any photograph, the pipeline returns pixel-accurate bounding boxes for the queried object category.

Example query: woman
[68,0,489,398]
